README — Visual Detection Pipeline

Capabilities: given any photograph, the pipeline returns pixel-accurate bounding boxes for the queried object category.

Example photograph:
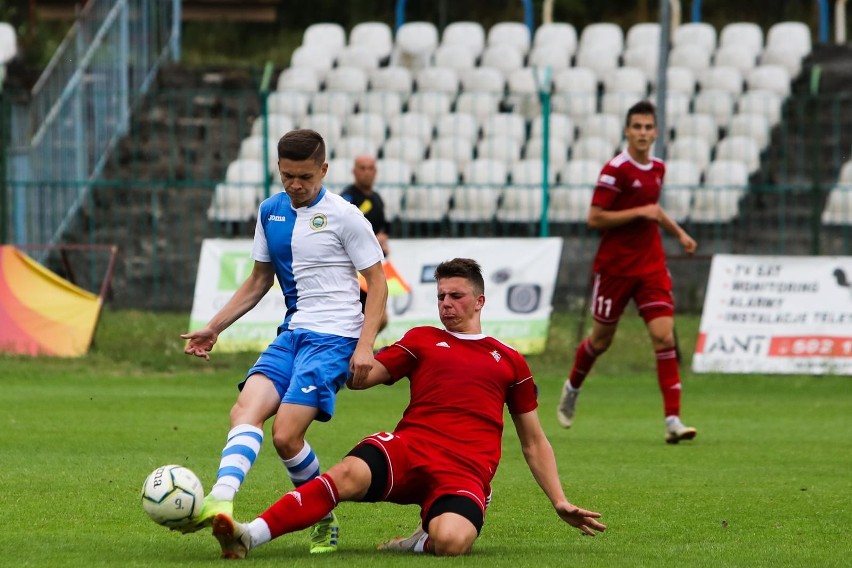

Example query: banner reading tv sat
[693,254,852,375]
[189,238,563,355]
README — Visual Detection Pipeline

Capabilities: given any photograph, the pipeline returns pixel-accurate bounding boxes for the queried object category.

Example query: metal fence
[3,0,180,250]
[2,83,852,311]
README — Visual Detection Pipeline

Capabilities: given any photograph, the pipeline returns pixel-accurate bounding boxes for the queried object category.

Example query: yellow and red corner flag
[0,245,102,357]
[359,259,411,297]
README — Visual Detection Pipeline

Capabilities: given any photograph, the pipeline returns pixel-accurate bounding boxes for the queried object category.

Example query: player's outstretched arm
[511,410,606,536]
[181,261,275,360]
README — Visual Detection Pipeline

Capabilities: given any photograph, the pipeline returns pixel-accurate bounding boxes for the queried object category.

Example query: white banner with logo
[189,238,563,354]
[692,254,852,375]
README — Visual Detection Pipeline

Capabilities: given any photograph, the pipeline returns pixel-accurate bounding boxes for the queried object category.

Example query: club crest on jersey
[309,213,327,230]
[490,350,501,362]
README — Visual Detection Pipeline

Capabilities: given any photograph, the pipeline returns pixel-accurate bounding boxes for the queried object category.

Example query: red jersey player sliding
[211,258,606,558]
[557,100,699,444]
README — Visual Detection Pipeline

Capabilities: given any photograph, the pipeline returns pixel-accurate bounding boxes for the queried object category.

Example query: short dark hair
[434,258,485,296]
[277,129,326,164]
[625,100,657,126]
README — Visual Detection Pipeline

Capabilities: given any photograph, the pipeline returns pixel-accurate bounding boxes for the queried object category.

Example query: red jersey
[591,151,667,276]
[374,326,537,484]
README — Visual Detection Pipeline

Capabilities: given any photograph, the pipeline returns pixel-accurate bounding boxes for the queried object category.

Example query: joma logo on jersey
[268,214,287,222]
[310,214,328,230]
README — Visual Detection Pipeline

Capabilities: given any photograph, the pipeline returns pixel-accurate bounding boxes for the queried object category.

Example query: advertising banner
[189,238,563,354]
[692,254,852,374]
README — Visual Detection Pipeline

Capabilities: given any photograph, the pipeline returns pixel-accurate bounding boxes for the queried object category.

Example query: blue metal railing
[6,0,180,249]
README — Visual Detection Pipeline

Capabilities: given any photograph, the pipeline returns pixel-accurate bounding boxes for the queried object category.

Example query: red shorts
[589,270,674,324]
[355,431,489,523]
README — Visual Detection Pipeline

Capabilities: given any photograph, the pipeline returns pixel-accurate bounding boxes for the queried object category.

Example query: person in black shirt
[341,155,389,331]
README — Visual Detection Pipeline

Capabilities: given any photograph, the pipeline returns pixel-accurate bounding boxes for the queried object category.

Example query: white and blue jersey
[251,187,384,338]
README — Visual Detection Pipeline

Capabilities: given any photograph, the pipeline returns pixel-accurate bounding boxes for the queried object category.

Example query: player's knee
[589,335,614,352]
[325,457,372,500]
[429,529,475,556]
[272,432,304,458]
[650,330,676,350]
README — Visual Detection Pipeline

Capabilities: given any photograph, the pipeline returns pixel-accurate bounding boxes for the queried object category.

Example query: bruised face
[278,158,328,208]
[436,276,484,334]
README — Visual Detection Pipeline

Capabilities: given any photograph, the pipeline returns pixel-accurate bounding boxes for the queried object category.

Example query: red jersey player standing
[210,258,606,558]
[557,100,699,444]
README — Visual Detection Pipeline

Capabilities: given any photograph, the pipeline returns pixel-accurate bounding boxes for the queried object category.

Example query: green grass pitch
[1,310,850,567]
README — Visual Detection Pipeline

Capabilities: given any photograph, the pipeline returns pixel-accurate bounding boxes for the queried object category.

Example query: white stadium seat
[626,22,661,50]
[766,21,811,59]
[533,22,578,56]
[719,22,763,55]
[571,136,616,164]
[310,91,354,121]
[357,91,404,119]
[324,66,369,93]
[430,136,475,171]
[728,113,771,149]
[487,21,531,56]
[672,22,717,53]
[416,66,461,94]
[432,44,476,71]
[435,112,480,143]
[302,23,346,57]
[394,21,440,71]
[738,90,784,127]
[713,45,758,75]
[369,66,413,94]
[714,136,762,173]
[579,113,623,148]
[350,22,394,61]
[441,21,486,58]
[579,22,624,53]
[290,44,335,81]
[673,113,719,146]
[344,113,388,147]
[747,65,791,98]
[388,112,434,145]
[381,136,426,168]
[0,22,18,65]
[276,67,321,93]
[336,45,381,72]
[266,92,310,122]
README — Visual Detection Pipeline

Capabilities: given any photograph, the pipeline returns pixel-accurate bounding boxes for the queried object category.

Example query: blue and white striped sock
[282,441,332,521]
[210,424,263,501]
[282,441,320,487]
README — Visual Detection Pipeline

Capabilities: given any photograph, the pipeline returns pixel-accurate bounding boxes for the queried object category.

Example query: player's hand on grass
[181,328,218,360]
[555,501,606,537]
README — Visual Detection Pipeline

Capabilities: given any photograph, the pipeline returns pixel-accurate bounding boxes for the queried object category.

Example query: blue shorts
[243,328,358,422]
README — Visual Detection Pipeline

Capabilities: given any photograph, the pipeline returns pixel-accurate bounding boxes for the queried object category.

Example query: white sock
[247,518,271,548]
[665,415,683,429]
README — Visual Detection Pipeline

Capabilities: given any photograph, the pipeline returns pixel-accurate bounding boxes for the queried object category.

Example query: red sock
[656,347,681,417]
[569,338,601,389]
[259,474,339,539]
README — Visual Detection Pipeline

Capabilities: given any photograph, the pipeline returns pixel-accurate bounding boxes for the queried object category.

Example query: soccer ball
[140,464,204,529]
